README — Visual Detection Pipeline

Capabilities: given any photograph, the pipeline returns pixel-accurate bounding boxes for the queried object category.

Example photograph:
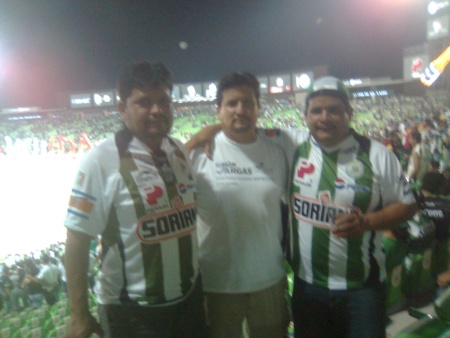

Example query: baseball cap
[305,76,351,108]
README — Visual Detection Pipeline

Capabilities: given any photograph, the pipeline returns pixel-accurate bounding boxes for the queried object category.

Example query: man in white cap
[263,76,416,337]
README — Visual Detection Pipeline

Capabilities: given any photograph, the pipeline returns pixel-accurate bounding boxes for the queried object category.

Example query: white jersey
[263,128,415,290]
[190,131,288,293]
[406,143,430,183]
[65,130,199,305]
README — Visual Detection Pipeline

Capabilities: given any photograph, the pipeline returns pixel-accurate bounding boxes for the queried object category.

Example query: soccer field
[0,156,81,259]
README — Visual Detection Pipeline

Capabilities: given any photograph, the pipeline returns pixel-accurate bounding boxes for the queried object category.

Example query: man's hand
[185,124,222,158]
[438,270,450,289]
[332,210,366,238]
[67,312,104,338]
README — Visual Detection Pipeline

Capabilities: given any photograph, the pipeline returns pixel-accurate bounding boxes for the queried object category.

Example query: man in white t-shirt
[35,254,60,306]
[189,72,290,338]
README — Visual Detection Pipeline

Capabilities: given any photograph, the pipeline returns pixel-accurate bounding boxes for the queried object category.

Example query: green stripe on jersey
[290,140,311,274]
[346,146,374,285]
[311,150,339,285]
[119,154,165,303]
[179,235,194,294]
[155,149,195,295]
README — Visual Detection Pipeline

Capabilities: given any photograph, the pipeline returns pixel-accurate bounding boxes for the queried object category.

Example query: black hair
[118,62,173,102]
[411,130,422,143]
[306,89,351,111]
[429,160,440,171]
[421,172,447,195]
[216,72,260,108]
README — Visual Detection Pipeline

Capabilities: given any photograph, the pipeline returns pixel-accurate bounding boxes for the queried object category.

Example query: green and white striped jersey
[263,128,415,290]
[65,130,199,305]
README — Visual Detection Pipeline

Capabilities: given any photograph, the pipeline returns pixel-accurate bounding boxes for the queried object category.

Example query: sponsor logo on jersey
[216,161,252,175]
[67,189,97,219]
[171,196,184,210]
[335,178,346,189]
[334,178,370,193]
[296,159,315,179]
[177,183,187,194]
[136,202,197,243]
[69,195,94,213]
[293,159,315,187]
[345,160,364,178]
[292,193,355,229]
[176,182,196,195]
[76,172,85,188]
[136,170,159,185]
[144,186,163,206]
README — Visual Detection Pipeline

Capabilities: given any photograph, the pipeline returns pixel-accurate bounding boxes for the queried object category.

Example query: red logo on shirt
[145,186,163,205]
[297,160,315,179]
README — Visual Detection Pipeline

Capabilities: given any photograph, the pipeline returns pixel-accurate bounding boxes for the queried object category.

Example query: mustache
[233,116,251,122]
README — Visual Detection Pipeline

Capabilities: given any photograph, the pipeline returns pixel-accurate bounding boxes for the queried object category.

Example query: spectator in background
[0,265,13,314]
[23,259,44,309]
[386,130,406,170]
[10,262,29,312]
[28,254,60,306]
[421,172,449,279]
[407,130,430,184]
[429,159,441,173]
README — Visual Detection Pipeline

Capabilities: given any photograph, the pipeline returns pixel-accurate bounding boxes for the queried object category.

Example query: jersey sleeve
[64,148,116,237]
[256,128,308,168]
[373,142,416,206]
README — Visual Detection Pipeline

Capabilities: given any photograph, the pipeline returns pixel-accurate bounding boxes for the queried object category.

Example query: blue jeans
[98,277,207,338]
[292,277,386,338]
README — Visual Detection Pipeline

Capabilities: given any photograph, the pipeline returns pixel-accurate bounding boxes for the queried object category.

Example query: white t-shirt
[190,131,288,293]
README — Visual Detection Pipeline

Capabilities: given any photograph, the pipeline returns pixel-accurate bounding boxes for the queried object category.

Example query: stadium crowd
[0,90,449,337]
[1,92,449,171]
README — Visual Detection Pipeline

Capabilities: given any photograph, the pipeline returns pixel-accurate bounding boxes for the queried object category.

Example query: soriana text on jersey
[136,202,196,243]
[292,193,356,229]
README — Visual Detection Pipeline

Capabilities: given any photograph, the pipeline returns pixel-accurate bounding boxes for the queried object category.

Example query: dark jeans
[43,287,59,306]
[98,277,207,338]
[292,277,386,338]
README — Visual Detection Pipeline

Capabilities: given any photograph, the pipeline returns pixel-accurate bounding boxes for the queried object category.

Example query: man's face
[217,85,259,142]
[119,85,173,146]
[305,95,353,147]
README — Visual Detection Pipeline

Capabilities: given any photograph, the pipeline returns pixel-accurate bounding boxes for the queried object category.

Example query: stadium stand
[0,91,449,337]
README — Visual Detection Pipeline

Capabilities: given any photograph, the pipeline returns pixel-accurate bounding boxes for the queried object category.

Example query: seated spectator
[23,258,44,309]
[407,130,430,184]
[10,262,29,312]
[429,160,440,173]
[27,254,60,306]
[0,265,13,314]
[421,172,450,285]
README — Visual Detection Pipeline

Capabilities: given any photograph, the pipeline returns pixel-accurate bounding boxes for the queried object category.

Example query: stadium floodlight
[295,74,311,89]
[428,1,449,15]
[420,46,450,86]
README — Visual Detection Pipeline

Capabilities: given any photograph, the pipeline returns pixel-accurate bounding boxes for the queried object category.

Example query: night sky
[0,0,428,108]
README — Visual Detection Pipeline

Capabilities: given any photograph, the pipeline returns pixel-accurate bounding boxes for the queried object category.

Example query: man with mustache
[64,62,206,338]
[265,76,417,338]
[189,72,290,337]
